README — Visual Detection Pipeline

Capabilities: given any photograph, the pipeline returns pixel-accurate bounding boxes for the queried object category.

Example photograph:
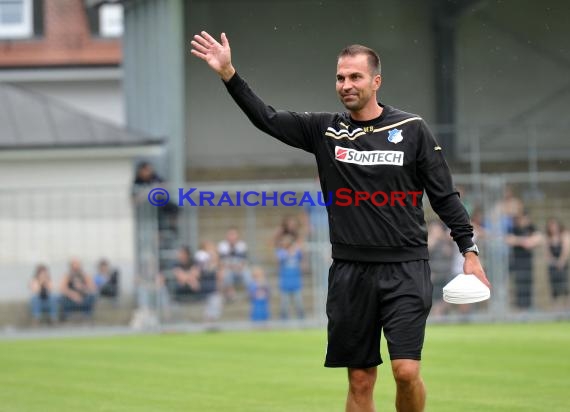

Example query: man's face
[336,54,381,112]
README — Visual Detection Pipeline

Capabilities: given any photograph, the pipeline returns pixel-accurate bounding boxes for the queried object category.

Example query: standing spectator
[132,161,164,204]
[248,266,270,323]
[218,227,250,301]
[132,161,178,231]
[427,221,453,316]
[133,161,162,185]
[93,258,120,299]
[506,210,542,310]
[273,215,304,247]
[29,264,59,324]
[276,234,305,320]
[172,246,201,300]
[274,214,309,274]
[490,185,524,235]
[545,218,570,305]
[60,258,97,320]
[500,185,524,221]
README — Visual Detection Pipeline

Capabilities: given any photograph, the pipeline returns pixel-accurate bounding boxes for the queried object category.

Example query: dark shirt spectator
[93,258,119,298]
[194,240,220,295]
[172,246,201,299]
[506,211,542,309]
[132,161,178,231]
[132,161,163,195]
[60,258,97,319]
[545,218,570,302]
[194,240,224,321]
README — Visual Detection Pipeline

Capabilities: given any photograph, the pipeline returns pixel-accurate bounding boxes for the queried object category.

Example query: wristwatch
[461,244,479,256]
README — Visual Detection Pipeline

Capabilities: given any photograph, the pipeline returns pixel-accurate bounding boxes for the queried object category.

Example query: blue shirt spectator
[276,235,305,320]
[248,266,270,322]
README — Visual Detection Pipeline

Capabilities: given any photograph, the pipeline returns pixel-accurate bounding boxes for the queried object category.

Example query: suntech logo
[336,147,349,160]
[335,146,404,166]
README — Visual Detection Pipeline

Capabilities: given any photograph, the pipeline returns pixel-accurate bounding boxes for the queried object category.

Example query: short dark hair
[338,44,381,75]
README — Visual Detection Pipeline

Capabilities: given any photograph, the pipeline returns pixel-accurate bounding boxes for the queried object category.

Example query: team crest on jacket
[387,128,403,144]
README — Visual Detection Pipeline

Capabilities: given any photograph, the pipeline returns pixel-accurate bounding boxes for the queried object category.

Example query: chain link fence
[2,173,570,334]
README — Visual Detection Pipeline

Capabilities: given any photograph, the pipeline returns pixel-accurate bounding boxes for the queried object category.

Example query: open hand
[190,31,235,81]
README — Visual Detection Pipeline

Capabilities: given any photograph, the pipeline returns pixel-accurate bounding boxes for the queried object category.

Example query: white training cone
[443,273,490,304]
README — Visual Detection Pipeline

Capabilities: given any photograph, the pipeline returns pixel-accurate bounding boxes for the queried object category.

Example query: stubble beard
[340,93,368,112]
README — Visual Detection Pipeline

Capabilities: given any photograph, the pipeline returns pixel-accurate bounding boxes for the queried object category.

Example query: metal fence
[442,122,570,176]
[2,172,570,334]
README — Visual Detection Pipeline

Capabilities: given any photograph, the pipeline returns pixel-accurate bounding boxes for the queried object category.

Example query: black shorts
[325,259,433,368]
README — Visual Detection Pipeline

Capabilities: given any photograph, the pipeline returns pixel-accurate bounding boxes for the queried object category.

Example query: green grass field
[1,322,569,411]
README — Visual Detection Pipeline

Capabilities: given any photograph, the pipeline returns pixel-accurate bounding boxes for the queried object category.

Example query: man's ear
[373,74,382,91]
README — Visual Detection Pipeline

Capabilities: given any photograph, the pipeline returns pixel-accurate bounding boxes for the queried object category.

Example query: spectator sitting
[29,264,59,325]
[194,241,221,296]
[218,227,251,301]
[93,258,119,299]
[195,240,223,321]
[60,258,97,320]
[172,246,201,301]
[276,234,305,320]
[248,266,270,323]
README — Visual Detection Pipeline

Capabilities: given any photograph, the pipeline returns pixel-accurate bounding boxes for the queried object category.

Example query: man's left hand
[463,253,491,288]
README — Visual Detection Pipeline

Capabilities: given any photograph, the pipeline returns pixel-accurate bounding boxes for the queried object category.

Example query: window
[0,0,32,39]
[99,3,123,38]
[87,3,124,38]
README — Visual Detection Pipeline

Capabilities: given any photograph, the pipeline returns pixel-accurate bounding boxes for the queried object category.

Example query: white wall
[0,155,135,301]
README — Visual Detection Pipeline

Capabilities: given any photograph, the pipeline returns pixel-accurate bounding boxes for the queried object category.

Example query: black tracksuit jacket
[224,72,474,263]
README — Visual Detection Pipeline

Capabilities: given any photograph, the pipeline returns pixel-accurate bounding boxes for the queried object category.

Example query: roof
[0,83,163,150]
